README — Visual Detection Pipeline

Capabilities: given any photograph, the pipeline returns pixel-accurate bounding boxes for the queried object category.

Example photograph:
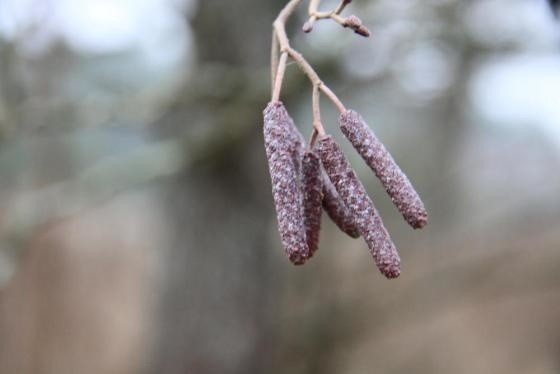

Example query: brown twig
[271,0,345,113]
[272,52,288,102]
[302,0,369,37]
[271,31,280,96]
[311,85,325,137]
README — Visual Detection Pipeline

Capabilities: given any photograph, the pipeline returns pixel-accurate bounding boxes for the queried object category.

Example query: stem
[320,84,346,113]
[272,52,288,102]
[272,0,345,112]
[309,0,320,14]
[305,0,321,31]
[271,31,280,95]
[312,85,325,136]
[334,0,352,15]
[309,129,319,149]
[304,0,364,34]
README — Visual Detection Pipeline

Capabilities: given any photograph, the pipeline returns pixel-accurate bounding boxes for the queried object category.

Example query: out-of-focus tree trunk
[148,1,289,372]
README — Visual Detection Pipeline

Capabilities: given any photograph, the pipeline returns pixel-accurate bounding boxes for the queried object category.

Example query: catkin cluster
[263,101,427,278]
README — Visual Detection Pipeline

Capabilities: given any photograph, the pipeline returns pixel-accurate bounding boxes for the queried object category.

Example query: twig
[272,52,289,102]
[334,0,353,15]
[271,0,345,112]
[312,85,325,137]
[303,0,321,32]
[271,31,280,95]
[302,0,370,37]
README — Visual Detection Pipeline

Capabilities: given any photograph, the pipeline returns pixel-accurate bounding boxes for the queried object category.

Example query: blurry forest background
[1,0,560,373]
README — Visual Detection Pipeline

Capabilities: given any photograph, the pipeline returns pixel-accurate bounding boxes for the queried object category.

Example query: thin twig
[271,31,280,95]
[272,52,288,102]
[334,0,352,15]
[309,129,319,149]
[320,84,346,112]
[272,0,345,112]
[312,85,325,136]
[302,0,369,37]
[309,0,320,13]
[303,0,321,32]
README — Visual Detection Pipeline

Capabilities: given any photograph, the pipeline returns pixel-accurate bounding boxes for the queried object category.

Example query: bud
[339,110,428,229]
[317,135,400,278]
[343,15,370,37]
[302,151,322,255]
[321,171,360,239]
[263,102,310,264]
[302,21,313,33]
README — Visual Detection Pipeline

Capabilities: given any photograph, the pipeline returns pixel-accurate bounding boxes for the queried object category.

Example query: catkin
[339,110,428,229]
[317,135,401,278]
[321,171,361,239]
[263,102,310,265]
[280,110,359,242]
[302,151,322,255]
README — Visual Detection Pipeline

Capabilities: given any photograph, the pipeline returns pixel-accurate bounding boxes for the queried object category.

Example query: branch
[271,0,345,118]
[302,0,370,37]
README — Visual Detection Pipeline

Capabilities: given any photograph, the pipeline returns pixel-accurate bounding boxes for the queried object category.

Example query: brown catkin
[263,102,310,265]
[278,110,359,242]
[317,135,400,278]
[321,171,361,239]
[302,151,322,255]
[339,110,428,229]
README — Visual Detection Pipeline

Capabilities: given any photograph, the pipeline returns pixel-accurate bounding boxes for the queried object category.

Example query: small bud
[321,171,360,239]
[302,21,313,33]
[339,110,428,229]
[317,135,400,279]
[302,151,322,255]
[263,102,311,265]
[343,15,370,37]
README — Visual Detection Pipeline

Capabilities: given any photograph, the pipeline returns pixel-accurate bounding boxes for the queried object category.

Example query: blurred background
[0,0,560,373]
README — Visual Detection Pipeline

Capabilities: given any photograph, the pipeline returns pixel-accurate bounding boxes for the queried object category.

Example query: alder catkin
[339,110,428,229]
[281,112,359,241]
[302,151,322,255]
[263,102,310,265]
[317,135,400,278]
[321,171,361,239]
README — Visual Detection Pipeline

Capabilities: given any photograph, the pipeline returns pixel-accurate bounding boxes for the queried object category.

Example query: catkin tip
[412,212,428,229]
[383,267,401,279]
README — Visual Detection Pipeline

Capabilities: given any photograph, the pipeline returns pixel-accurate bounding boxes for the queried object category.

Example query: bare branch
[302,0,370,37]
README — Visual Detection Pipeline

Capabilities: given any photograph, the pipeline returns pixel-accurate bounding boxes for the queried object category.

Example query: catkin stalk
[339,110,428,229]
[317,135,400,278]
[263,102,310,265]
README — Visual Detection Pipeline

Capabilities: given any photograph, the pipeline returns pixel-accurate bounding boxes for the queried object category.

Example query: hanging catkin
[302,151,323,255]
[263,102,310,265]
[281,112,359,241]
[339,110,428,229]
[321,171,361,239]
[316,135,401,278]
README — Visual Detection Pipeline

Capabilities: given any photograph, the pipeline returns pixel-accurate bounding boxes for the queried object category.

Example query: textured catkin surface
[302,151,322,255]
[317,135,401,278]
[340,110,428,229]
[321,171,361,239]
[263,102,310,265]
